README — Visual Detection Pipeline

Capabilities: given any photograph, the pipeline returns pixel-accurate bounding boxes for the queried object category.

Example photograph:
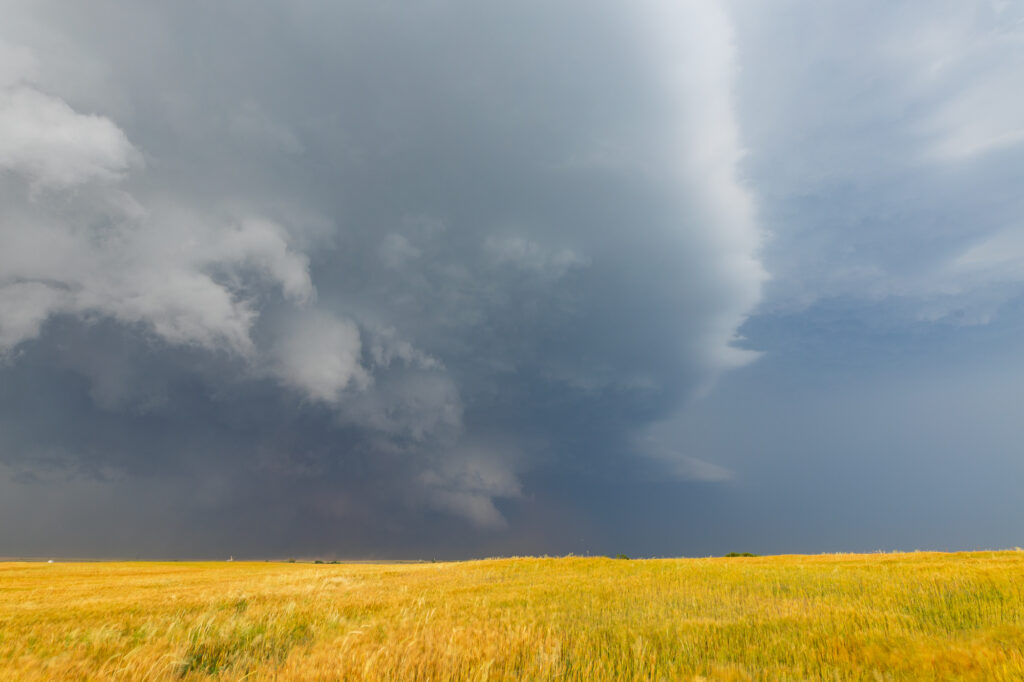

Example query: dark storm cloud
[0,0,763,555]
[9,0,1019,559]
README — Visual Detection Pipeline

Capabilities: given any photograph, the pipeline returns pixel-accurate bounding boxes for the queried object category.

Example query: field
[2,552,1024,680]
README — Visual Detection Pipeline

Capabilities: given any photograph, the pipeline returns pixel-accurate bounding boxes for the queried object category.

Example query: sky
[0,0,1021,559]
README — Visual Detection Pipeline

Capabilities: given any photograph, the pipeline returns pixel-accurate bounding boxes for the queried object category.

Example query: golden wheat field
[2,552,1024,681]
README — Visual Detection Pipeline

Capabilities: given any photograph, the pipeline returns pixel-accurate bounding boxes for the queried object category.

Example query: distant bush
[725,552,759,557]
[615,554,630,560]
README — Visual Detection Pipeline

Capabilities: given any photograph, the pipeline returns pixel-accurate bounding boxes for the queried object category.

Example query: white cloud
[418,449,522,529]
[269,311,369,403]
[638,0,766,371]
[210,218,314,305]
[0,84,137,190]
[0,47,315,357]
[0,198,315,356]
[0,282,68,352]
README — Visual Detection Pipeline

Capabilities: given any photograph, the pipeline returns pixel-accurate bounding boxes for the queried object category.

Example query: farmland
[2,551,1024,680]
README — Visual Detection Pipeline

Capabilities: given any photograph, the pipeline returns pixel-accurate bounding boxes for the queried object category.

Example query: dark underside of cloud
[0,0,763,556]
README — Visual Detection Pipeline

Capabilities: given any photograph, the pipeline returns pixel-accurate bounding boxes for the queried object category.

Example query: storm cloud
[0,0,762,556]
[3,0,1021,559]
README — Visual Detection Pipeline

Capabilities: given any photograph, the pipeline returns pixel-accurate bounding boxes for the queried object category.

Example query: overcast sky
[1,0,1022,559]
